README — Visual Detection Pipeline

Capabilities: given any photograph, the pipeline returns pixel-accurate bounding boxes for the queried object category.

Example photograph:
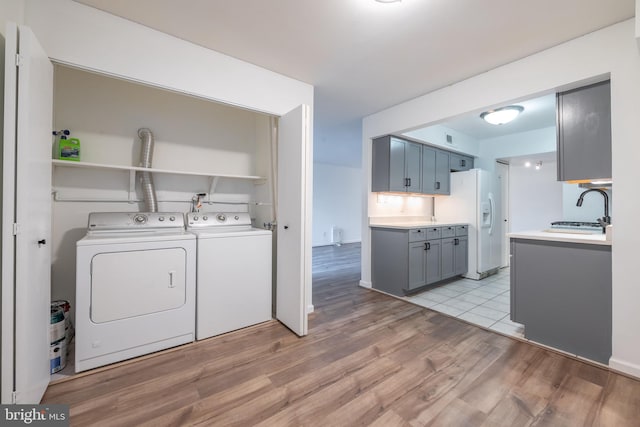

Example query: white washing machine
[187,212,272,340]
[75,212,196,372]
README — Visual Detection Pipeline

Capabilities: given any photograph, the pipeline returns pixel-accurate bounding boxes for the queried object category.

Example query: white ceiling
[73,0,634,167]
[440,93,557,140]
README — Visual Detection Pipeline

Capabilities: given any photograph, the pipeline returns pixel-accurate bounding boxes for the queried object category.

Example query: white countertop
[369,217,466,229]
[508,229,611,246]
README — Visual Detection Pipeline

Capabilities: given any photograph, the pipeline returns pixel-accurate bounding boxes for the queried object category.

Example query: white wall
[362,19,640,378]
[24,0,312,117]
[0,0,23,35]
[312,163,362,246]
[509,161,562,232]
[403,123,480,157]
[563,185,612,222]
[477,126,557,171]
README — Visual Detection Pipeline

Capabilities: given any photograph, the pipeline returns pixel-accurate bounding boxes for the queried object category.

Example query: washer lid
[78,230,196,245]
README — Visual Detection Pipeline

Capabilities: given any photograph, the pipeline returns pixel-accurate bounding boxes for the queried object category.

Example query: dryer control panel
[186,212,251,229]
[87,212,185,232]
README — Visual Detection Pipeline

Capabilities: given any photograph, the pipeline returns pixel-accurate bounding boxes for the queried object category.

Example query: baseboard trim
[359,280,372,288]
[609,357,640,379]
[312,240,361,248]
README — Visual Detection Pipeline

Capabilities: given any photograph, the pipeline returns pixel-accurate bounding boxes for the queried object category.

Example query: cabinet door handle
[435,181,440,190]
[454,238,459,245]
[426,242,431,250]
[407,178,411,187]
[461,159,466,167]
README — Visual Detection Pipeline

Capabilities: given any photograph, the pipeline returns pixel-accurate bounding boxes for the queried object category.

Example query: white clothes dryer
[75,212,196,372]
[187,212,272,340]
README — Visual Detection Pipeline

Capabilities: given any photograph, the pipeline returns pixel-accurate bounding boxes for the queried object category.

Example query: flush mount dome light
[375,0,401,3]
[480,105,524,125]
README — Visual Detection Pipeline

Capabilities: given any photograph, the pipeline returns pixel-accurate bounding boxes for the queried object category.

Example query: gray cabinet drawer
[455,225,468,236]
[408,228,427,242]
[441,226,455,238]
[425,227,441,240]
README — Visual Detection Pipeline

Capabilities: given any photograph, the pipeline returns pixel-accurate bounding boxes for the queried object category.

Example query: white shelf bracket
[129,170,137,202]
[209,176,220,196]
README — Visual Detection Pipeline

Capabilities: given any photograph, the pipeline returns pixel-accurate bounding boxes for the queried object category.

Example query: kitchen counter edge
[369,221,467,230]
[507,230,611,246]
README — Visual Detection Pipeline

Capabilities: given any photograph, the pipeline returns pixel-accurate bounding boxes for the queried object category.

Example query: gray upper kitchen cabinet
[434,150,450,195]
[372,136,421,192]
[556,80,611,181]
[449,153,474,172]
[422,146,450,195]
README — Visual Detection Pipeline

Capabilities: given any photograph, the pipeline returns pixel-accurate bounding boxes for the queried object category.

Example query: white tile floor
[405,267,525,338]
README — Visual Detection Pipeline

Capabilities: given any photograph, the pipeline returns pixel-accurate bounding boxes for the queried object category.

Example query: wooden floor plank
[41,242,640,426]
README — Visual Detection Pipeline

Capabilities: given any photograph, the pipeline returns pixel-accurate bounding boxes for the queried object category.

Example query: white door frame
[496,161,510,268]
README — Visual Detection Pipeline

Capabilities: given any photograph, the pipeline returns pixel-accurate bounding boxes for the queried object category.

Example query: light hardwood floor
[43,242,640,426]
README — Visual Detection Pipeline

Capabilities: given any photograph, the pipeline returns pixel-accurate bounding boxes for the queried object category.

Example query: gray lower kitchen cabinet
[408,241,427,289]
[510,238,612,364]
[372,225,467,296]
[450,153,474,172]
[425,239,441,285]
[441,238,455,279]
[441,236,467,280]
[372,136,421,192]
[556,80,611,181]
[454,236,468,275]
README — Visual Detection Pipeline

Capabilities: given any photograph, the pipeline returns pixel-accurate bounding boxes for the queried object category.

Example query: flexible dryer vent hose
[138,128,158,212]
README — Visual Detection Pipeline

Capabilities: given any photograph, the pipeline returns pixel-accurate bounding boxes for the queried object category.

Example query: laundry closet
[2,1,313,404]
[52,64,282,373]
[51,65,275,322]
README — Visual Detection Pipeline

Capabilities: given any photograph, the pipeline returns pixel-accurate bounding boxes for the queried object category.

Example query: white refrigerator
[436,169,502,280]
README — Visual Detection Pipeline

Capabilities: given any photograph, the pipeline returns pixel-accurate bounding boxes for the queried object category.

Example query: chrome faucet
[576,188,610,232]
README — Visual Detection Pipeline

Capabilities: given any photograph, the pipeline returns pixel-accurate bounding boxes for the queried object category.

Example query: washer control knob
[234,215,240,220]
[216,214,226,222]
[203,216,208,221]
[133,214,148,224]
[159,216,165,221]
[169,216,175,221]
[193,216,199,221]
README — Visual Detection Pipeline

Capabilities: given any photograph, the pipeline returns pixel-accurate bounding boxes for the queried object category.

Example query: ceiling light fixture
[480,105,524,125]
[375,0,402,3]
